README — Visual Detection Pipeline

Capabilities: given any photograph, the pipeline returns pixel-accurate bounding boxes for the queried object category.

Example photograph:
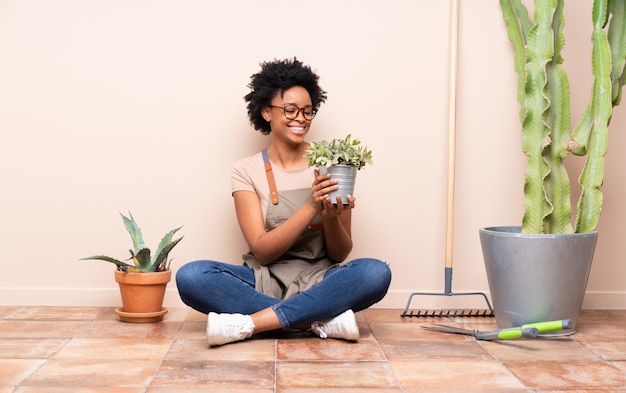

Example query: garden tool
[421,319,572,340]
[401,0,494,318]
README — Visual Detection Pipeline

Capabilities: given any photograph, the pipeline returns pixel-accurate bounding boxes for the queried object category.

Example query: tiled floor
[1,306,626,392]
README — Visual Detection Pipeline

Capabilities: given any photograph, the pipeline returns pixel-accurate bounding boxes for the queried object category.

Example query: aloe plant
[304,134,373,169]
[501,0,626,234]
[82,212,183,272]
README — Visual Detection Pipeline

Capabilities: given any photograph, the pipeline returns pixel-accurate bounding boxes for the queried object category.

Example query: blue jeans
[176,258,391,328]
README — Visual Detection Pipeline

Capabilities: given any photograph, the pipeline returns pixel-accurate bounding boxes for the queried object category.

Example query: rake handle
[445,0,459,271]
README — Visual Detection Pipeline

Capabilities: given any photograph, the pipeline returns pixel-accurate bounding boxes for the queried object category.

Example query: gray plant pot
[318,164,358,205]
[479,226,597,335]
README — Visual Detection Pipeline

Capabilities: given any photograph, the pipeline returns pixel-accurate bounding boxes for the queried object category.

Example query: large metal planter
[479,226,597,334]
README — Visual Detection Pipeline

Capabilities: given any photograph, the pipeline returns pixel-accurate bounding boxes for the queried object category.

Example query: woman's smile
[288,123,307,136]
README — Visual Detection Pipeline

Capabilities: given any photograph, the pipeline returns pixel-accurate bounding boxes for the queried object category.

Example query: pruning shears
[421,319,572,340]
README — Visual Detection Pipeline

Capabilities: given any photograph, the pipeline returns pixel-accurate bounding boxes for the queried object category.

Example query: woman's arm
[320,196,354,263]
[233,190,319,265]
[233,171,354,265]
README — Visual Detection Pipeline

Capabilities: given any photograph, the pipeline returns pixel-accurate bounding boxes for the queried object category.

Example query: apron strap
[262,149,279,205]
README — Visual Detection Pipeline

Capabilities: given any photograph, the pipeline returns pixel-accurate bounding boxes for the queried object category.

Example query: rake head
[401,308,494,318]
[401,291,495,318]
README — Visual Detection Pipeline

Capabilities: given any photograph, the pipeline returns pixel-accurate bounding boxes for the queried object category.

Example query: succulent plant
[82,212,183,272]
[303,134,373,170]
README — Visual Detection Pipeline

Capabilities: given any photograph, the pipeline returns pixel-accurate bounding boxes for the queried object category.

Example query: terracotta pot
[114,269,171,316]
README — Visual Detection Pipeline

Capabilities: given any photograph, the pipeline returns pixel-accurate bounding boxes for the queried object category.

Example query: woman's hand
[310,170,338,210]
[311,169,356,219]
[311,170,356,217]
[311,170,354,262]
[321,193,355,219]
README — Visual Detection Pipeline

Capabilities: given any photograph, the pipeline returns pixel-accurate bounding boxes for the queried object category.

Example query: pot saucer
[115,307,168,323]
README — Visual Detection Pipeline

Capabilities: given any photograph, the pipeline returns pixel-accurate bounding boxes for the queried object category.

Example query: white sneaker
[311,309,360,341]
[207,312,255,346]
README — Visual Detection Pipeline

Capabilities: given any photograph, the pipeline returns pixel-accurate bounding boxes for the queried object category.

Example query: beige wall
[1,0,625,309]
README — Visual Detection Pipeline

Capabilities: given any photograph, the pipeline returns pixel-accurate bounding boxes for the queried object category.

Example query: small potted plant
[82,212,183,322]
[480,0,626,333]
[304,134,373,204]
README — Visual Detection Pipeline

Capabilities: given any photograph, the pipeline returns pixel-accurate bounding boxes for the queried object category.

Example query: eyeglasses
[269,104,317,120]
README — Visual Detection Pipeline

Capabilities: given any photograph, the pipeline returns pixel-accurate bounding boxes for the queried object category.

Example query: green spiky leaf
[82,212,183,272]
[121,212,145,253]
[132,248,152,270]
[81,255,136,270]
[150,236,184,272]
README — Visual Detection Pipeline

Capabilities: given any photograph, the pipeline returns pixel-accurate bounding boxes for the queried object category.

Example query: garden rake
[401,0,494,318]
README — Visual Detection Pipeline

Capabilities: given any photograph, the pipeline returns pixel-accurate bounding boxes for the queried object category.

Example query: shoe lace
[228,320,253,339]
[311,321,329,339]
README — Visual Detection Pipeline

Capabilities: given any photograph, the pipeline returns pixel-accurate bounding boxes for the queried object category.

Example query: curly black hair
[244,57,327,135]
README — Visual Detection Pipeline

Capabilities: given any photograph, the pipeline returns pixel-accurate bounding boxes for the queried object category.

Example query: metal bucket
[318,164,357,205]
[479,226,597,335]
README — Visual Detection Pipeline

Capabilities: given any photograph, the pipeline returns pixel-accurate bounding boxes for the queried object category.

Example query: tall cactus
[500,0,626,234]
